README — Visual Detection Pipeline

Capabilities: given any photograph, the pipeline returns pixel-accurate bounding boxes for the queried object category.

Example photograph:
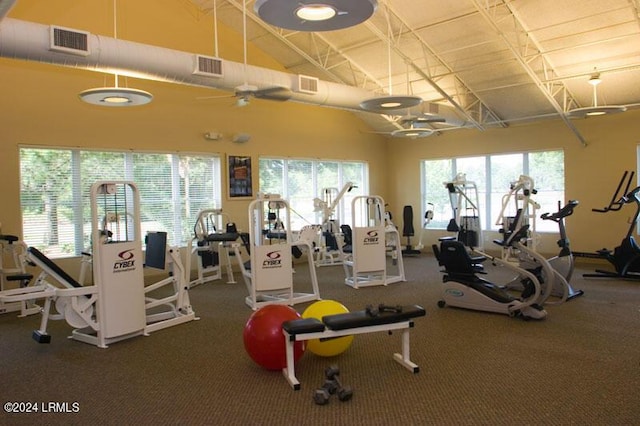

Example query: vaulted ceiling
[190,0,640,145]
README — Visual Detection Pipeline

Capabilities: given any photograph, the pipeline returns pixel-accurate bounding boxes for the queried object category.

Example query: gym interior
[1,1,639,424]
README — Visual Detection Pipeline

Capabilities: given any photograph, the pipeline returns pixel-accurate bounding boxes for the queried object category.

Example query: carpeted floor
[1,252,639,425]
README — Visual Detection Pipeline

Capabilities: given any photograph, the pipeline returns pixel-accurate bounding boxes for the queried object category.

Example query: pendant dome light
[254,0,377,32]
[568,69,626,118]
[79,0,152,107]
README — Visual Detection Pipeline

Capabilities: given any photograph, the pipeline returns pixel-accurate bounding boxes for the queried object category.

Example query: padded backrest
[438,240,479,274]
[402,205,415,237]
[340,224,353,246]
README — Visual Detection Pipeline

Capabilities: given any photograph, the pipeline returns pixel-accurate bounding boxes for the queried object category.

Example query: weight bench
[281,304,426,390]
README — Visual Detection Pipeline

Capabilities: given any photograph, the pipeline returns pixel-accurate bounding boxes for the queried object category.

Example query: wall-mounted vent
[49,26,90,56]
[295,74,319,94]
[193,55,223,78]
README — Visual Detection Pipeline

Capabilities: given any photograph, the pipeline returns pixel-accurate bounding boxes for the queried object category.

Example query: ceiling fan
[198,0,292,107]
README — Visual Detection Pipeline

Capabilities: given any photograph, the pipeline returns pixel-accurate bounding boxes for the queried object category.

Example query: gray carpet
[1,253,638,425]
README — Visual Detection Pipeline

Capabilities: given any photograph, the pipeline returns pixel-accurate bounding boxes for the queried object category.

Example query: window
[259,157,369,229]
[20,147,222,258]
[421,150,564,233]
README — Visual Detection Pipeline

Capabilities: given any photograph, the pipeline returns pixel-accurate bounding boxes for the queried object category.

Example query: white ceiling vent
[193,54,223,78]
[295,74,319,94]
[49,25,89,56]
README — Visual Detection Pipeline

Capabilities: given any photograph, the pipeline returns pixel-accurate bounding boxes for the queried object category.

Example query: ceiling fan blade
[196,93,235,100]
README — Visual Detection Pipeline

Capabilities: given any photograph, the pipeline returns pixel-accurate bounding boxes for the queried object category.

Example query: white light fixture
[79,85,153,106]
[568,70,626,118]
[296,5,336,21]
[391,128,434,139]
[79,0,152,107]
[360,95,423,113]
[254,0,377,32]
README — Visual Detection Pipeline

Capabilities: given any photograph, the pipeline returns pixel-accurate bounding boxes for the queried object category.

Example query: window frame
[19,145,222,258]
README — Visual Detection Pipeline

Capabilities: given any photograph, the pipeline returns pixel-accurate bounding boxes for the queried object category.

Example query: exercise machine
[415,202,434,250]
[0,233,38,317]
[340,195,405,288]
[233,194,321,310]
[401,205,421,256]
[188,208,239,286]
[312,182,356,267]
[1,181,197,347]
[444,173,483,249]
[539,200,584,302]
[494,176,582,305]
[433,222,548,320]
[582,179,640,280]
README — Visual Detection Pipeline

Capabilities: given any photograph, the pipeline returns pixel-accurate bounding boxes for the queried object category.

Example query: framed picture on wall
[227,155,253,199]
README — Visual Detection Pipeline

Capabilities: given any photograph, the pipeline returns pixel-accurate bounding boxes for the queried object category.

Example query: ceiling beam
[470,0,587,146]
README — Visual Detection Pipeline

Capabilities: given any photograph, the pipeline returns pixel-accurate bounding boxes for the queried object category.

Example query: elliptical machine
[583,184,640,279]
[433,210,548,320]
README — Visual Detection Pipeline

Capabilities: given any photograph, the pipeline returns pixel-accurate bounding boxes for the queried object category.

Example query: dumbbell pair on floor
[313,365,353,405]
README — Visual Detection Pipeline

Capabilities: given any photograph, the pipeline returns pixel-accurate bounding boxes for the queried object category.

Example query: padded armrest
[323,305,426,331]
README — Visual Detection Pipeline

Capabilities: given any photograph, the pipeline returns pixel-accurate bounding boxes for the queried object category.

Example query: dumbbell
[324,365,353,402]
[313,380,337,405]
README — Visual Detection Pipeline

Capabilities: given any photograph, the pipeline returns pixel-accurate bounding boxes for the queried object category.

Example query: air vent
[295,74,319,94]
[49,26,90,56]
[193,55,223,78]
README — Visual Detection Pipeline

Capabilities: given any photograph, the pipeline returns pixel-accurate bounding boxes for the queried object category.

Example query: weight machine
[312,182,356,267]
[188,208,239,286]
[233,194,321,310]
[1,181,197,348]
[0,233,39,317]
[444,173,483,249]
[340,195,405,288]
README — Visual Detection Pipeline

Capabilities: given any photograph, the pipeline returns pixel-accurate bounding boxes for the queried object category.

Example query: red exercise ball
[243,304,305,371]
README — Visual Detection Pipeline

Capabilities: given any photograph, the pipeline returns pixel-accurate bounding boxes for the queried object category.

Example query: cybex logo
[113,249,136,272]
[363,230,379,245]
[263,251,282,268]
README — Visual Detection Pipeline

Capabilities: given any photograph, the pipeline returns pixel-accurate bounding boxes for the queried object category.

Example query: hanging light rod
[79,0,152,107]
[254,0,377,31]
[568,70,626,118]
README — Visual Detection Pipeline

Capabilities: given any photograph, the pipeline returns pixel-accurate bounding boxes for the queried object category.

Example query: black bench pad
[27,247,82,288]
[282,318,325,335]
[283,305,426,335]
[323,305,426,331]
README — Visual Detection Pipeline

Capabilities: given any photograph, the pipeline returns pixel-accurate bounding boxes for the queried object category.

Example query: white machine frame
[340,195,405,288]
[0,181,197,348]
[0,234,40,317]
[444,172,484,249]
[233,194,321,310]
[312,182,355,267]
[188,208,237,286]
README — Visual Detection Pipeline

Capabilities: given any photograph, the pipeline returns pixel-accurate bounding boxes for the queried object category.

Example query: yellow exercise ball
[302,300,354,357]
